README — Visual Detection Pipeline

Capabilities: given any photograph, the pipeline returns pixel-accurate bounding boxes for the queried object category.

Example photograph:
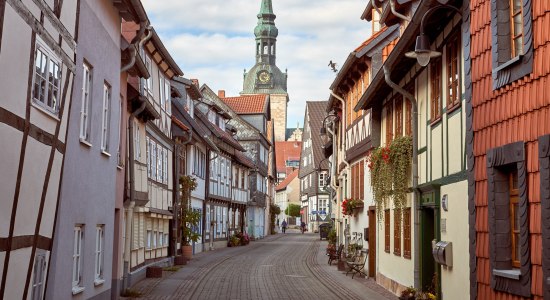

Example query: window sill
[446,102,461,115]
[101,150,111,157]
[72,286,85,295]
[493,55,522,74]
[429,117,442,127]
[94,278,105,287]
[31,102,60,121]
[493,269,521,280]
[80,138,92,148]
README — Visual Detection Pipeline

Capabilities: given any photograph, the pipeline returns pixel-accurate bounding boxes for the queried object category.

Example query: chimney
[218,90,226,98]
[191,79,199,87]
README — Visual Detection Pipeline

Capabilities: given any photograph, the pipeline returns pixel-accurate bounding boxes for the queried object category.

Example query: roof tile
[221,94,268,114]
[275,141,302,174]
[275,169,298,191]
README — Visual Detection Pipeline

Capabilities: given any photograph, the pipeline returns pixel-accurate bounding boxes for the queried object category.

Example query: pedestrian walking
[281,220,287,234]
[300,221,306,234]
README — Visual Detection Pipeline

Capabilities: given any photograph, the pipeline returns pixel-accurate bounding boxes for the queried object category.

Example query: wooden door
[368,207,376,278]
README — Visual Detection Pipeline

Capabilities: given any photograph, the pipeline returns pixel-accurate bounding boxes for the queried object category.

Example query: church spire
[254,0,278,65]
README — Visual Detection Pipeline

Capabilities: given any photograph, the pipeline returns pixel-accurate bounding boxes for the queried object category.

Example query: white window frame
[163,148,168,184]
[144,53,153,95]
[134,121,141,159]
[153,231,157,248]
[159,231,163,247]
[164,233,169,246]
[100,83,111,152]
[31,250,47,300]
[147,230,152,249]
[164,80,171,114]
[72,225,84,294]
[159,72,165,109]
[32,37,62,115]
[146,137,151,177]
[151,141,157,179]
[80,63,92,141]
[157,146,163,182]
[94,225,105,285]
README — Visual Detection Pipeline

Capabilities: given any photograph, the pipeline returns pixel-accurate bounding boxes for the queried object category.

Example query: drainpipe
[390,0,412,22]
[329,91,350,170]
[383,65,420,289]
[122,24,154,292]
[371,0,382,15]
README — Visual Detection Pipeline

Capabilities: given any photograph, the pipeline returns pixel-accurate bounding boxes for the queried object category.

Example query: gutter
[390,0,412,22]
[383,65,420,289]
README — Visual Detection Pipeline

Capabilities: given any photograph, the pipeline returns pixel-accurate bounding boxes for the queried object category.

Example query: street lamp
[405,3,462,66]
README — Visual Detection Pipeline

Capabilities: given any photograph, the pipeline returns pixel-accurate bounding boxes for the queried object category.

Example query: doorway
[420,207,436,291]
[368,206,377,278]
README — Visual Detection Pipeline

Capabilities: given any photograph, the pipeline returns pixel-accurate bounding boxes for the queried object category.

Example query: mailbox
[432,241,453,267]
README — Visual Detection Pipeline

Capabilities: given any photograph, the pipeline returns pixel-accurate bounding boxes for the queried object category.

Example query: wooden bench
[345,249,367,279]
[327,244,343,265]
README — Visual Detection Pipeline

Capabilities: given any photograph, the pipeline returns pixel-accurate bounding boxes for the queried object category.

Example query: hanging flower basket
[342,198,364,216]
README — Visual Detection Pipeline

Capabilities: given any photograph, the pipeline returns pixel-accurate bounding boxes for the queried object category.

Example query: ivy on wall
[368,136,412,223]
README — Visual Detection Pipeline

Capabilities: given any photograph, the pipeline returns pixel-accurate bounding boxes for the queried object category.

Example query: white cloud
[142,0,372,128]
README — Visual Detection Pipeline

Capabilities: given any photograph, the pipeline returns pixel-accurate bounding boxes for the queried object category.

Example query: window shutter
[385,210,390,253]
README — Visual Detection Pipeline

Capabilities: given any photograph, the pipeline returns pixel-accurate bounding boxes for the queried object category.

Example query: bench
[327,244,343,265]
[345,249,367,279]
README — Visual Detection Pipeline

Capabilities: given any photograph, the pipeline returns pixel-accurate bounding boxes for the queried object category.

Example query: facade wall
[470,0,549,298]
[47,0,121,298]
[0,0,77,298]
[270,93,288,141]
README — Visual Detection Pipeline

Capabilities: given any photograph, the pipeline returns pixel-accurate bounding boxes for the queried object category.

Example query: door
[420,207,436,292]
[368,206,377,278]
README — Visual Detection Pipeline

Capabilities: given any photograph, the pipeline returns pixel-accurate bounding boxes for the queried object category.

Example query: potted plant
[399,286,417,300]
[179,175,200,260]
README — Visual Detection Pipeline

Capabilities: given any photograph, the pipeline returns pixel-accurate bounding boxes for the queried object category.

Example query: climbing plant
[368,135,412,222]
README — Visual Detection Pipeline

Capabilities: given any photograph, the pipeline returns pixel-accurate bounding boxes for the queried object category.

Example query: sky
[141,0,372,128]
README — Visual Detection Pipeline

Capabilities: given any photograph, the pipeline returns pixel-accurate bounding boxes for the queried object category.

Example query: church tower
[241,0,289,142]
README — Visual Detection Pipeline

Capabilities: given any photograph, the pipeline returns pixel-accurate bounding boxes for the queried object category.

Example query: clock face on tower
[258,71,271,83]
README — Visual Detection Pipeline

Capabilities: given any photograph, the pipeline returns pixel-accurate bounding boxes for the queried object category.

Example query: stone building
[241,0,289,142]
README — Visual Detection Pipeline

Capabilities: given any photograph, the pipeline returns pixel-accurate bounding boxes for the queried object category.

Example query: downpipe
[383,65,420,289]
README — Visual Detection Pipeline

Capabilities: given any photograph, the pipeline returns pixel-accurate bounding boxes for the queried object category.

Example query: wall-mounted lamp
[405,3,462,67]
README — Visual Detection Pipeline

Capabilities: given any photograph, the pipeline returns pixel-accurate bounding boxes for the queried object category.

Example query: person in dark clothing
[300,221,306,234]
[281,220,287,234]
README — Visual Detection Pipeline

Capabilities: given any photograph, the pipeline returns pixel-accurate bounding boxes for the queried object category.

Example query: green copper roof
[254,0,278,39]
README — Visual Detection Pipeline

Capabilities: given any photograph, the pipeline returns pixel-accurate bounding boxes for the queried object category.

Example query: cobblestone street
[129,231,397,300]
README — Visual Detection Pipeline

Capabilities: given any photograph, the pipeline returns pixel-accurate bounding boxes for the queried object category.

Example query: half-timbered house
[356,0,467,297]
[121,20,183,286]
[217,92,272,239]
[0,1,77,298]
[299,101,330,233]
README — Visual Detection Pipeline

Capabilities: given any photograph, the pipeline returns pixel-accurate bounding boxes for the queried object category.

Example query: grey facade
[47,1,123,299]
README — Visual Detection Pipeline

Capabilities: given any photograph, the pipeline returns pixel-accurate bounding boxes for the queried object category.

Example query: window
[446,32,461,108]
[157,146,162,182]
[430,57,442,122]
[151,141,157,178]
[163,149,168,184]
[385,102,393,144]
[33,38,62,114]
[147,230,152,249]
[164,233,169,246]
[80,63,92,141]
[193,147,206,178]
[159,231,163,246]
[487,142,530,297]
[159,73,165,109]
[490,0,533,89]
[318,172,327,189]
[509,169,520,268]
[134,122,141,159]
[351,161,364,200]
[143,53,153,94]
[394,210,401,256]
[153,231,157,248]
[241,170,245,189]
[94,226,104,284]
[117,98,124,166]
[384,210,390,253]
[101,83,111,152]
[395,98,403,137]
[403,208,411,259]
[31,250,47,300]
[72,225,84,293]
